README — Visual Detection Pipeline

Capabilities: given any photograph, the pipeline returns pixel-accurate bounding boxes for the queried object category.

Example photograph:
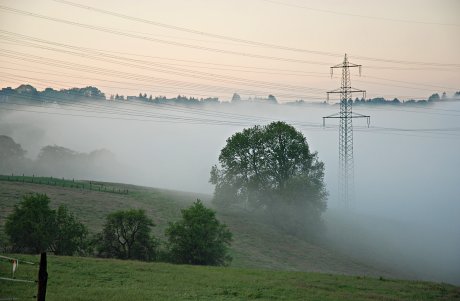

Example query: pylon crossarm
[323,112,340,118]
[322,113,340,127]
[323,115,368,119]
[331,63,361,68]
[348,114,371,127]
[327,89,341,102]
[350,112,370,118]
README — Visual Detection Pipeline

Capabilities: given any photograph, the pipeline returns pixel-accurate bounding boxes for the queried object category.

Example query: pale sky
[0,0,459,102]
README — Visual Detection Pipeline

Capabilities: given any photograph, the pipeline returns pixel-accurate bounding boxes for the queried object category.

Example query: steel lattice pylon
[323,54,370,208]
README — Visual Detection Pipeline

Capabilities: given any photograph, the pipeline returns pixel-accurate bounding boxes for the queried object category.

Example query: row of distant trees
[351,92,458,105]
[0,135,118,181]
[2,194,233,266]
[2,84,458,105]
[117,93,220,105]
[0,84,105,102]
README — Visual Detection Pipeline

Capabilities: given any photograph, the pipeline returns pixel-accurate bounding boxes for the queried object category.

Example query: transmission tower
[323,54,370,208]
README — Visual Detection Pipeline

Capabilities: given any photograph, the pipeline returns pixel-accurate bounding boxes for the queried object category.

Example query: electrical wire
[0,5,335,67]
[1,31,456,101]
[259,0,460,28]
[1,4,459,71]
[0,32,327,94]
[0,49,327,100]
[53,0,460,66]
[1,91,459,140]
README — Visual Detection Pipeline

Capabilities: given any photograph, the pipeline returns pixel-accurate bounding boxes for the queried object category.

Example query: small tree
[165,200,232,266]
[96,209,156,261]
[5,194,56,253]
[51,205,88,256]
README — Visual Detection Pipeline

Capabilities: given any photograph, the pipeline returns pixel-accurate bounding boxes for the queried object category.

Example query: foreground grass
[1,254,459,301]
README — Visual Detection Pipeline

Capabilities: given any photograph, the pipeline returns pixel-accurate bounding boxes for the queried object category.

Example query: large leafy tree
[5,194,87,254]
[5,194,56,253]
[165,200,232,266]
[96,209,156,261]
[210,122,327,235]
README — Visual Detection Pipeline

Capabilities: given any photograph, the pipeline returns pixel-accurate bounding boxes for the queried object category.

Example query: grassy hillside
[1,254,459,301]
[0,180,385,277]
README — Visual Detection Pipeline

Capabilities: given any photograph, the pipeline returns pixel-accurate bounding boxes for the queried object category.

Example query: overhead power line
[0,49,327,100]
[5,67,457,121]
[52,0,460,67]
[1,98,458,140]
[4,29,458,94]
[0,5,334,67]
[259,0,460,28]
[1,3,458,70]
[0,93,323,127]
[52,0,340,57]
[0,31,327,94]
[0,36,329,78]
[1,30,456,100]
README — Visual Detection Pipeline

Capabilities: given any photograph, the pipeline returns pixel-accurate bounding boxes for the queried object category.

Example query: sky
[0,0,459,102]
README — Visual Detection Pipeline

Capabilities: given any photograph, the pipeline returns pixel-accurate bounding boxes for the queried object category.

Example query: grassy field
[0,174,129,194]
[1,179,458,300]
[1,254,459,301]
[0,180,385,277]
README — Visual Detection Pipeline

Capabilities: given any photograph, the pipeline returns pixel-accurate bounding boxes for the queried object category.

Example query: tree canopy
[210,121,327,235]
[96,209,157,261]
[5,194,87,254]
[5,194,56,253]
[165,200,232,266]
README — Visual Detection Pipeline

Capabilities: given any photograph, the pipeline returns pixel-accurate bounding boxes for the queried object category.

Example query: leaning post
[37,252,48,301]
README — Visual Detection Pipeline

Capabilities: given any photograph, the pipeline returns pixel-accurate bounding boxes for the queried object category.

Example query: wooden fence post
[37,252,48,301]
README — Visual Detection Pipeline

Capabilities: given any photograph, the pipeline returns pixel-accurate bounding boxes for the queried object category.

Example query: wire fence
[0,174,129,194]
[0,255,37,300]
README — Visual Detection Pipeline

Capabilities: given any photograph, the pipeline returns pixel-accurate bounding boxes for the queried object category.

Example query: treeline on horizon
[1,84,459,106]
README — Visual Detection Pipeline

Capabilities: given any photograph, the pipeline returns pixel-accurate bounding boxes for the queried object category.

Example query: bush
[165,200,232,266]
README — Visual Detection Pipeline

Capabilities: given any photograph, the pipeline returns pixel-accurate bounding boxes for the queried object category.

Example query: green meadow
[1,179,459,300]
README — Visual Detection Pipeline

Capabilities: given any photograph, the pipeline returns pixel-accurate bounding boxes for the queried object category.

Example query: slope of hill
[0,180,388,278]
